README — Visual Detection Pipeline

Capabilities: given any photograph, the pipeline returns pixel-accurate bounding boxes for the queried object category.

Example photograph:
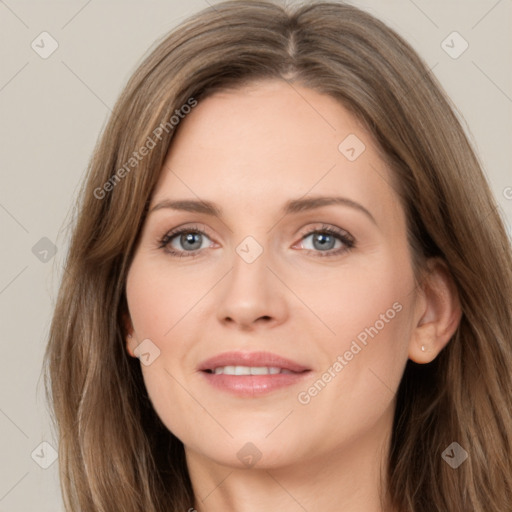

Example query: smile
[205,366,296,375]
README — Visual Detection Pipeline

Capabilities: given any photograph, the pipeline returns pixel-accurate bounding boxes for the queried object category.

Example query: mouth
[203,366,303,375]
[198,351,311,397]
[198,350,310,373]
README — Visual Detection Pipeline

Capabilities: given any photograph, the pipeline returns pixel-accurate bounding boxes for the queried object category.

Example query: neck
[185,402,395,512]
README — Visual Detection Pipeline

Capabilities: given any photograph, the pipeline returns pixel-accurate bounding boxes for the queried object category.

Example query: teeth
[212,366,290,375]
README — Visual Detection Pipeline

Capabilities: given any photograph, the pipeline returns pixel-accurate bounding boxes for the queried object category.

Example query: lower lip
[199,371,311,397]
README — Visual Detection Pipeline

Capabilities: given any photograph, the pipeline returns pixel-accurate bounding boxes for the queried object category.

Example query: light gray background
[0,0,511,509]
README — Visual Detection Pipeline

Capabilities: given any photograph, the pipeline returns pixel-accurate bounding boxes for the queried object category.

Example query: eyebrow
[149,195,377,225]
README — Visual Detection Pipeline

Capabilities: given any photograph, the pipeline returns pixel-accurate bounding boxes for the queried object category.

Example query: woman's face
[125,79,422,470]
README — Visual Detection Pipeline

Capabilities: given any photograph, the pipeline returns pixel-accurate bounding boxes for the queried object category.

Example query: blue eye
[297,225,355,257]
[158,223,355,258]
[158,226,212,257]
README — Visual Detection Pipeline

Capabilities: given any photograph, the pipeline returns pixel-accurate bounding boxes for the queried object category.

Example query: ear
[122,312,137,358]
[408,258,462,363]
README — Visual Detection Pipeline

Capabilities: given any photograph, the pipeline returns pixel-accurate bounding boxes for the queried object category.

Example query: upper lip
[198,351,310,373]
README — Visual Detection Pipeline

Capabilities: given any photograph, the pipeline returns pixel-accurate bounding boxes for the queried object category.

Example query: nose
[216,246,289,331]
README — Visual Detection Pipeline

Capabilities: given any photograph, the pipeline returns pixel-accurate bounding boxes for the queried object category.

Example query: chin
[186,435,304,471]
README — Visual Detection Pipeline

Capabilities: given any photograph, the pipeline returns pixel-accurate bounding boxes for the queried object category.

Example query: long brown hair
[44,1,512,510]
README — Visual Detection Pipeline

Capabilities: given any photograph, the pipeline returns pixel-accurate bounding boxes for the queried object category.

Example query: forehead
[152,80,403,230]
[168,80,362,168]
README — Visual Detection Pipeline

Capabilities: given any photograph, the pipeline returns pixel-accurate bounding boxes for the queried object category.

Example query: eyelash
[157,223,355,259]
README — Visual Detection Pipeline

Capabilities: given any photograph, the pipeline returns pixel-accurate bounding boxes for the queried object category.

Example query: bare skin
[124,79,461,512]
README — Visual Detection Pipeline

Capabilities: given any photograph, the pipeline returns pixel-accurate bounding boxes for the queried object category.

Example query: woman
[44,1,512,511]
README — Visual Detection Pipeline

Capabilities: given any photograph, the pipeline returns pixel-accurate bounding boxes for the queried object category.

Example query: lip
[198,350,310,373]
[198,351,311,397]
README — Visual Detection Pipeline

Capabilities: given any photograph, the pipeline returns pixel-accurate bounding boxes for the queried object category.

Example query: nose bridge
[215,235,288,328]
[228,235,273,301]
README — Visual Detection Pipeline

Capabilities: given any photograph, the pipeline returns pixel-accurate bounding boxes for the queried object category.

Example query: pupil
[314,233,334,250]
[182,233,201,250]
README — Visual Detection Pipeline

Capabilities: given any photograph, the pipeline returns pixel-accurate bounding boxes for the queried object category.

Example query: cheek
[125,259,219,431]
[125,257,217,340]
[290,287,412,456]
[297,248,414,406]
[299,248,414,349]
[126,260,204,440]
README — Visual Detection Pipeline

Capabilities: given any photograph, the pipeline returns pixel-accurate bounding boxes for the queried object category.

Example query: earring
[421,345,426,352]
[127,333,132,338]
